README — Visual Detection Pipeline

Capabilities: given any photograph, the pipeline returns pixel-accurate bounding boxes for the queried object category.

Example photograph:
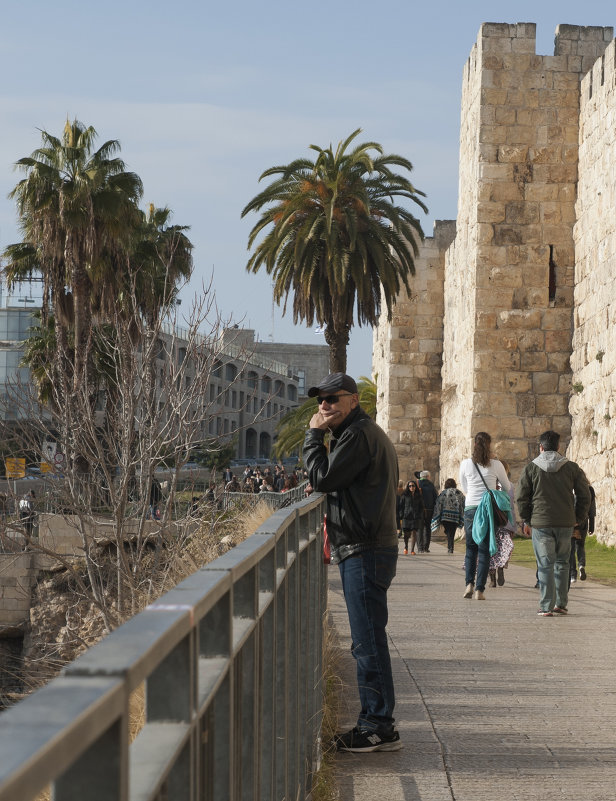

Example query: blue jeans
[464,507,490,592]
[338,547,398,733]
[532,526,573,611]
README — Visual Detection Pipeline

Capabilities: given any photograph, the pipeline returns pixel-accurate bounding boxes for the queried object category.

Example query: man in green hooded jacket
[516,430,590,617]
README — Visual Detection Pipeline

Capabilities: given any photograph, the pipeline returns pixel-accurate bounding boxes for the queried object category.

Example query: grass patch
[309,619,344,801]
[509,535,616,587]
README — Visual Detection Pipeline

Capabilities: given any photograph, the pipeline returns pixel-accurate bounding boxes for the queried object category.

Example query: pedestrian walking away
[516,430,591,617]
[431,478,465,553]
[459,432,511,600]
[303,372,402,753]
[570,484,595,585]
[416,470,437,552]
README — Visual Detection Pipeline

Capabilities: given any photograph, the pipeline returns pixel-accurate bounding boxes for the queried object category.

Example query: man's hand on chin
[309,410,341,431]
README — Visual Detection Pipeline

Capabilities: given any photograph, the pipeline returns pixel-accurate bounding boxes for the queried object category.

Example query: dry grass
[126,499,275,741]
[12,497,277,801]
[129,682,146,742]
[26,499,332,800]
[310,618,345,801]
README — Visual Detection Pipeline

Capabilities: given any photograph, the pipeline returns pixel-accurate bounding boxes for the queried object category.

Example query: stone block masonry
[568,37,616,545]
[373,221,455,484]
[375,22,616,545]
[0,553,37,629]
[442,22,612,485]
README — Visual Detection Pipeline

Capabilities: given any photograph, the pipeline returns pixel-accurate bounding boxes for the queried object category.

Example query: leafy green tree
[273,375,377,459]
[195,437,238,471]
[273,396,318,460]
[242,129,427,372]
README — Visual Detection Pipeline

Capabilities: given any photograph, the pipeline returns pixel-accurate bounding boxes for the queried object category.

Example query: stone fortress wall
[373,22,616,545]
[568,37,616,539]
[373,222,455,483]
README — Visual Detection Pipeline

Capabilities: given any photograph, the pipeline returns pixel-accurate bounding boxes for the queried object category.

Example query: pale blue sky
[1,1,613,378]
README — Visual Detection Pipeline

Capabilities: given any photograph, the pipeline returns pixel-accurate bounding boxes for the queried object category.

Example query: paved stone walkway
[328,539,616,800]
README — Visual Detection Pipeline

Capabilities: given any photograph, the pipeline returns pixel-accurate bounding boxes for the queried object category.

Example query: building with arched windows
[216,328,328,459]
[0,288,328,463]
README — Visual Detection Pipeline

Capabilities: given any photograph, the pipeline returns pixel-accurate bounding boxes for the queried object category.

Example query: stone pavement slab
[327,540,616,800]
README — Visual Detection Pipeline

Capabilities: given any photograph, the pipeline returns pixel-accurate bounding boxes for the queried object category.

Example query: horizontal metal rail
[222,481,310,511]
[0,493,327,801]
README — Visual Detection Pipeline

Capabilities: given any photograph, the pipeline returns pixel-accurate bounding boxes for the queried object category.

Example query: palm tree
[242,129,427,372]
[130,204,193,326]
[5,119,143,391]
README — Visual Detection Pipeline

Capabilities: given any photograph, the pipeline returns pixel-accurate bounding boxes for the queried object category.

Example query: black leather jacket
[303,406,399,563]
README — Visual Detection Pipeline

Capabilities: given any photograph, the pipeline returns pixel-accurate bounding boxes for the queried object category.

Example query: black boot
[489,569,496,588]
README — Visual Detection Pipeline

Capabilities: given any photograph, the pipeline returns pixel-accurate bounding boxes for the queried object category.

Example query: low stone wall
[0,514,170,630]
[0,553,37,630]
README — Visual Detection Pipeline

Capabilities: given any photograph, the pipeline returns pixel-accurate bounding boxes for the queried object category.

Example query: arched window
[259,431,271,459]
[245,428,257,458]
[212,360,222,378]
[225,363,237,382]
[246,371,258,390]
[274,380,285,398]
[287,385,297,402]
[261,375,271,394]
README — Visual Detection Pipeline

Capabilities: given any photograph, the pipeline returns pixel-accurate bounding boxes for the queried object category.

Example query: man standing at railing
[303,373,402,753]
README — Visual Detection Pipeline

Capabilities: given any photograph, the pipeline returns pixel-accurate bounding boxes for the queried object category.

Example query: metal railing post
[53,715,127,801]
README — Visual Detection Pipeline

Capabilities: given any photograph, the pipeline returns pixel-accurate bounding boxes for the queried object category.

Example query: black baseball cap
[307,372,358,398]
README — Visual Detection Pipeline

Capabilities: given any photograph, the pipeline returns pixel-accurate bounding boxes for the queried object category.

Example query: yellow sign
[6,458,26,479]
[40,462,53,474]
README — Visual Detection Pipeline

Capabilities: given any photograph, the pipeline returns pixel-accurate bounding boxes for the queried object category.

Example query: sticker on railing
[146,602,195,625]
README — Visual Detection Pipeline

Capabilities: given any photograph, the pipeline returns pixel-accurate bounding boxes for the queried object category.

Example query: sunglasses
[317,393,353,405]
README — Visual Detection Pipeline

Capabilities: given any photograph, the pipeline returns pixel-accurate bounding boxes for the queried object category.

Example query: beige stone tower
[375,23,614,494]
[440,22,613,484]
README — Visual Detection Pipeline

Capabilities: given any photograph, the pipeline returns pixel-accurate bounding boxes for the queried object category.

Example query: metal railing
[222,481,310,512]
[0,493,327,801]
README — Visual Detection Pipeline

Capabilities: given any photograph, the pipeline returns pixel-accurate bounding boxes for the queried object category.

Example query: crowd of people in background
[223,463,308,495]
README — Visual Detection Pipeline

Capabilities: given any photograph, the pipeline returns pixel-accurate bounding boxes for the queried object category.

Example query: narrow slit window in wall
[548,245,557,302]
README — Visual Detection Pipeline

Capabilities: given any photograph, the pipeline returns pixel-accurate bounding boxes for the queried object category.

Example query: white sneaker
[463,583,474,598]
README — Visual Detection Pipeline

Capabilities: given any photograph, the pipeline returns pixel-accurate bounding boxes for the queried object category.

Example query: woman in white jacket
[459,432,510,600]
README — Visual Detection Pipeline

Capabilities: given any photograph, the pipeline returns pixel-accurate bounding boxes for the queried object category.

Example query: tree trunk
[325,325,350,373]
[70,250,93,394]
